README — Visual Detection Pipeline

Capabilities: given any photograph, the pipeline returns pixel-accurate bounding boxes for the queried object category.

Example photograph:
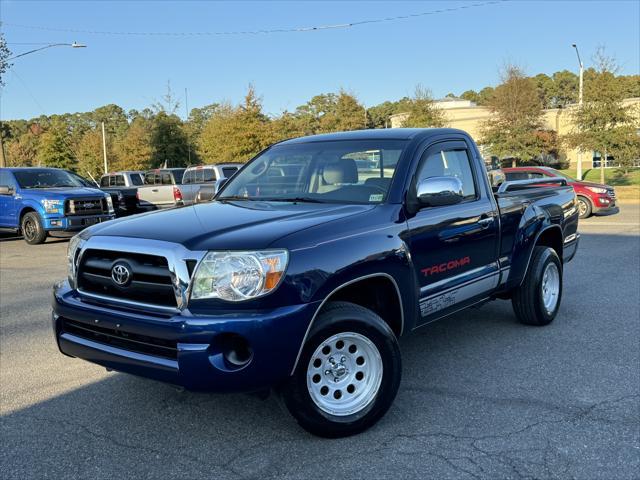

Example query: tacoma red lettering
[421,256,471,277]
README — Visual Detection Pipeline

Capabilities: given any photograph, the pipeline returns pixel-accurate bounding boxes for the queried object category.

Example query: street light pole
[7,42,87,61]
[572,43,584,180]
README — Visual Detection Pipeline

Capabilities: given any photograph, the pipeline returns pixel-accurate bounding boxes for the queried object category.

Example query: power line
[1,1,506,37]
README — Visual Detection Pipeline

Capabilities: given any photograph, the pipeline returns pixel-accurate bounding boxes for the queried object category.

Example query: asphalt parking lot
[1,205,639,479]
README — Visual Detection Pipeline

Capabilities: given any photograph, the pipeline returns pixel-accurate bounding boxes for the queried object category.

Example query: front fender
[18,198,47,220]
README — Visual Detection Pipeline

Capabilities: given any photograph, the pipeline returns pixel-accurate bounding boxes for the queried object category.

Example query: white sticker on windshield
[369,194,384,202]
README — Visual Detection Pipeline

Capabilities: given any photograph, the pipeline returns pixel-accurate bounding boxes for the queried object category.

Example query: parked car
[503,166,617,218]
[136,168,186,210]
[99,171,144,216]
[53,128,579,437]
[181,163,243,203]
[0,167,115,244]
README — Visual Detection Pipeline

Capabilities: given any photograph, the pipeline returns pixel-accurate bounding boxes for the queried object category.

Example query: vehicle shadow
[2,231,638,479]
[0,234,69,244]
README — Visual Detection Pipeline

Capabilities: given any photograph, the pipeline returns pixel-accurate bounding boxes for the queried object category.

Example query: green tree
[198,86,272,163]
[460,90,480,104]
[6,132,40,166]
[151,112,189,167]
[480,65,545,166]
[551,70,578,108]
[566,48,639,182]
[402,85,446,128]
[477,86,495,105]
[114,117,153,171]
[76,129,105,179]
[320,91,366,132]
[37,120,76,170]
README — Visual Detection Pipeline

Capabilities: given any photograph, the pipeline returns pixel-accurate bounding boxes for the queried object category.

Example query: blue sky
[1,0,639,120]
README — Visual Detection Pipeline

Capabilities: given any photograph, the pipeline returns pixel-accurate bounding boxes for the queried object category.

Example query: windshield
[218,140,408,204]
[13,169,86,189]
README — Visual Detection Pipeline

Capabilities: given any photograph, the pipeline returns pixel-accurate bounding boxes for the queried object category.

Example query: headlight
[586,186,607,194]
[105,196,114,213]
[41,199,63,213]
[67,234,85,286]
[191,250,289,302]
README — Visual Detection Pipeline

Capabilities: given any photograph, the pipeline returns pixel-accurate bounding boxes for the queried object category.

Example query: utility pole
[0,131,6,168]
[572,44,584,180]
[185,87,191,165]
[101,122,108,174]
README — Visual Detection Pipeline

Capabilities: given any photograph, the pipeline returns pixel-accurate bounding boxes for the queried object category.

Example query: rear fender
[504,204,562,290]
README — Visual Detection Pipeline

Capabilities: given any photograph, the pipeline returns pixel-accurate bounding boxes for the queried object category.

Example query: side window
[161,173,172,185]
[100,176,110,187]
[130,174,143,186]
[144,172,155,185]
[504,172,530,181]
[115,175,125,186]
[183,171,193,184]
[203,169,216,183]
[417,148,477,200]
[528,172,545,179]
[0,170,17,190]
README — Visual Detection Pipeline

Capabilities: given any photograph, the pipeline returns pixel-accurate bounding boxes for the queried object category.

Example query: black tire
[21,212,47,245]
[281,301,401,438]
[512,246,562,326]
[577,196,592,219]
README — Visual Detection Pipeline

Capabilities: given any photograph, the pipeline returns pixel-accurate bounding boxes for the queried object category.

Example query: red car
[503,167,617,219]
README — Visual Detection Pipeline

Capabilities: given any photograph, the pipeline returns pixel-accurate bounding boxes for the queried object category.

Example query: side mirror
[0,185,14,195]
[417,176,464,207]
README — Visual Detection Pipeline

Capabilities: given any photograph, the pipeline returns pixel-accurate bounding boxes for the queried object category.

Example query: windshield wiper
[258,197,325,203]
[218,195,252,201]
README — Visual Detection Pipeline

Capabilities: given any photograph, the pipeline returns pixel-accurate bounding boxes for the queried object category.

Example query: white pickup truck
[136,168,186,210]
[180,163,243,204]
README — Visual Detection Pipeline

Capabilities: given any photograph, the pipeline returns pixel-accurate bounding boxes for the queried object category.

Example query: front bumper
[591,195,617,214]
[44,214,115,232]
[52,281,319,392]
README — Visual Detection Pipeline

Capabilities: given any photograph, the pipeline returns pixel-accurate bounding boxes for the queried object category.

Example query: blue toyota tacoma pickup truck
[0,167,115,244]
[52,129,579,437]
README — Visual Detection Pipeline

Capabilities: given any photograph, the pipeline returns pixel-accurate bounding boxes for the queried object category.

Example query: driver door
[406,140,500,325]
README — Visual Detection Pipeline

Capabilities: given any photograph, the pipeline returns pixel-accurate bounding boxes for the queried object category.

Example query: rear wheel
[512,246,562,326]
[21,212,47,245]
[282,302,401,438]
[577,196,592,219]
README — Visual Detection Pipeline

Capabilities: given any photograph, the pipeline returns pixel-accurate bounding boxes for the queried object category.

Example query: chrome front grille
[78,249,177,308]
[73,237,206,313]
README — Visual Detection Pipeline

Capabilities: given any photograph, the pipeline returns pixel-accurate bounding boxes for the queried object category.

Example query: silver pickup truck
[136,168,187,210]
[181,163,243,204]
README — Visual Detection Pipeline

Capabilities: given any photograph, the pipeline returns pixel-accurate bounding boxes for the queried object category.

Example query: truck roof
[278,128,468,145]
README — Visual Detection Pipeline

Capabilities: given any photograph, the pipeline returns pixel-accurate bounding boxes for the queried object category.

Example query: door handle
[477,217,494,229]
[152,189,159,192]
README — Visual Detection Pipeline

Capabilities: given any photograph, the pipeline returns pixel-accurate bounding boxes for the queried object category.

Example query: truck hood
[22,187,106,199]
[87,200,375,251]
[572,180,611,190]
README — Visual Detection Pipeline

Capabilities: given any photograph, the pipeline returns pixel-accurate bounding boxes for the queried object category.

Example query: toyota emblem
[111,262,132,287]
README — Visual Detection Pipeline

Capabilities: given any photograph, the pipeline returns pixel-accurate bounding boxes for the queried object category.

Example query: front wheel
[281,302,401,437]
[512,246,562,326]
[21,212,47,245]
[577,196,592,219]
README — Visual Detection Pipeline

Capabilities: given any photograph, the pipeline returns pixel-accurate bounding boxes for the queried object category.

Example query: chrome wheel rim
[306,332,383,417]
[578,199,588,217]
[541,263,560,314]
